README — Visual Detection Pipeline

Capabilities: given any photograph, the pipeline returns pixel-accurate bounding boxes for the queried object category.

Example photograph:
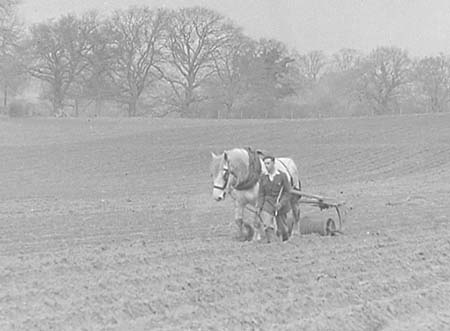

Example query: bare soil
[1,114,450,330]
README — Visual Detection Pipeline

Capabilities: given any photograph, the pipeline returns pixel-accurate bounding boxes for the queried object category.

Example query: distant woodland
[2,1,450,118]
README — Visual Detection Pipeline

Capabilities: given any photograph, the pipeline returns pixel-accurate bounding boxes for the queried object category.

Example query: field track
[1,114,450,330]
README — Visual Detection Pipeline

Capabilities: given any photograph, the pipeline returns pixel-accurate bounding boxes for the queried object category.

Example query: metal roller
[299,217,337,236]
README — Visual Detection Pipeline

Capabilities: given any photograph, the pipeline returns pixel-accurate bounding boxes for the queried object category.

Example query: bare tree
[75,12,114,116]
[332,48,362,72]
[29,14,97,116]
[0,0,24,108]
[319,48,366,115]
[359,46,411,115]
[107,7,167,117]
[414,54,450,113]
[296,50,327,83]
[161,7,236,117]
[209,33,254,118]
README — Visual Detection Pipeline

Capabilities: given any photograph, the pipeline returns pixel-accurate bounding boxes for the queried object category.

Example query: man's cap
[262,155,275,161]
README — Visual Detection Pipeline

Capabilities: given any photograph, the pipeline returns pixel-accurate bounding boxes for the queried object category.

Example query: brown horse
[210,148,301,241]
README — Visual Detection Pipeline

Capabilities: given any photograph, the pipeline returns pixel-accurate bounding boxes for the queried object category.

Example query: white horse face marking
[210,152,229,201]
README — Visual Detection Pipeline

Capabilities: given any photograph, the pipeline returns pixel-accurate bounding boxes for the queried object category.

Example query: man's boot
[277,216,289,241]
[265,227,279,243]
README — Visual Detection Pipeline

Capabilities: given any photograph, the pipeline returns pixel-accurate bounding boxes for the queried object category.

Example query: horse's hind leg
[290,195,301,235]
[242,222,255,241]
[234,203,254,241]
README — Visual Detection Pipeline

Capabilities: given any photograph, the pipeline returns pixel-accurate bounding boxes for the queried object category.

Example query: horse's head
[210,151,231,201]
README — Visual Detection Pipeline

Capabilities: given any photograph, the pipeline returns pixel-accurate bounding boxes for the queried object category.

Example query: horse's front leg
[234,201,254,241]
[233,200,245,240]
[252,211,264,242]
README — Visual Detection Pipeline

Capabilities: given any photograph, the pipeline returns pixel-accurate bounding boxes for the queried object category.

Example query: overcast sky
[17,0,450,57]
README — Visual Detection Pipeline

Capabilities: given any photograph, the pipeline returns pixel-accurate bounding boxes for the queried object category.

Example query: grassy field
[1,114,450,330]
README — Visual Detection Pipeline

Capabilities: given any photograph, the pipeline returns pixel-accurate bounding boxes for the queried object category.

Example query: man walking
[256,155,292,242]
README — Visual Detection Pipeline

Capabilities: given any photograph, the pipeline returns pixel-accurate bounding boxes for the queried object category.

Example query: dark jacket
[257,171,292,215]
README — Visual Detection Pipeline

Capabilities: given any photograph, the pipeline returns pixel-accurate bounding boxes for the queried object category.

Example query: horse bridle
[213,163,232,191]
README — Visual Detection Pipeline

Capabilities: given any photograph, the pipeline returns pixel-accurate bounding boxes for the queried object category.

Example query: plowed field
[1,115,450,330]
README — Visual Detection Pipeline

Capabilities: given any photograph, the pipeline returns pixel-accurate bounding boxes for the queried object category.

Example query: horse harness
[213,149,261,193]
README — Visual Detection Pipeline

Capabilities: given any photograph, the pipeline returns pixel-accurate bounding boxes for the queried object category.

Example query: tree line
[2,1,450,118]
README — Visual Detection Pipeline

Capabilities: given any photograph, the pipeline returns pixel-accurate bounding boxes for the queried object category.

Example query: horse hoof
[242,223,254,241]
[253,232,262,242]
[234,231,246,242]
